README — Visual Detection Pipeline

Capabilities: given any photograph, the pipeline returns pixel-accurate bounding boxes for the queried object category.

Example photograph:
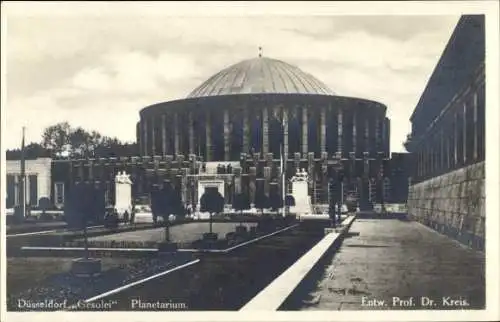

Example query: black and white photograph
[1,2,499,321]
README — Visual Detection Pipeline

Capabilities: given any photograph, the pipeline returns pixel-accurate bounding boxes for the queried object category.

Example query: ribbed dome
[187,57,334,98]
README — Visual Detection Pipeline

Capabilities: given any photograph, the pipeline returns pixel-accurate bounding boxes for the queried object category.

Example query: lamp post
[18,127,26,222]
[279,113,287,218]
[332,157,343,225]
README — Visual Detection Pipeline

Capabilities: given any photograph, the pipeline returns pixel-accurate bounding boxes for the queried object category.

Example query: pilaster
[161,114,167,155]
[263,107,269,155]
[302,107,308,155]
[224,109,230,161]
[352,110,357,155]
[143,118,148,155]
[189,112,195,155]
[174,113,180,156]
[151,117,156,156]
[283,109,289,157]
[243,108,250,154]
[337,108,343,156]
[320,108,326,153]
[206,111,212,161]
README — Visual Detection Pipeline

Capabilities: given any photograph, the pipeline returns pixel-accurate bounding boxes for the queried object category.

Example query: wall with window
[5,158,52,208]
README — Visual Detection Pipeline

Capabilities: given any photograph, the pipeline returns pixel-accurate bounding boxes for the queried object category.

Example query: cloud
[4,14,460,153]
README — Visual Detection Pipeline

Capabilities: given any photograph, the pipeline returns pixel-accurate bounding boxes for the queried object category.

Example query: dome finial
[258,46,263,58]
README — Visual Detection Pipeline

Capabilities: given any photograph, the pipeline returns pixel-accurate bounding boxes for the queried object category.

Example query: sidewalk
[283,218,485,310]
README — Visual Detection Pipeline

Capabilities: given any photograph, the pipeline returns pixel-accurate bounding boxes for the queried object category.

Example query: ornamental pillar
[14,175,19,205]
[352,110,357,155]
[365,116,369,155]
[151,117,156,156]
[262,107,269,155]
[243,108,250,154]
[320,108,326,153]
[143,118,148,155]
[161,114,167,155]
[189,112,195,155]
[206,111,212,161]
[337,108,343,156]
[264,166,271,195]
[375,115,381,152]
[174,113,180,156]
[302,107,308,155]
[283,109,289,157]
[224,109,230,161]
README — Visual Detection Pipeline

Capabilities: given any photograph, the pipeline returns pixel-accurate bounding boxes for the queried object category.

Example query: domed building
[133,55,392,208]
[137,56,390,161]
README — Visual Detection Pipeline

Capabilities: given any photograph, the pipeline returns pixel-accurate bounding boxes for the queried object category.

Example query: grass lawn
[7,257,138,295]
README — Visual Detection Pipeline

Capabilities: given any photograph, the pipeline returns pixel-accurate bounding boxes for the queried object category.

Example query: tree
[254,192,270,215]
[69,127,93,157]
[170,189,186,220]
[233,193,251,215]
[65,182,105,259]
[200,189,224,234]
[7,122,140,161]
[233,192,251,226]
[268,191,283,214]
[6,143,51,160]
[41,122,71,156]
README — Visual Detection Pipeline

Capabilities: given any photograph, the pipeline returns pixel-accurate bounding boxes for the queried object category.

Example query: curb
[240,215,356,311]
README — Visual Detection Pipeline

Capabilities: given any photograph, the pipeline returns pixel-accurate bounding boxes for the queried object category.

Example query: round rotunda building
[138,56,390,161]
[136,56,391,207]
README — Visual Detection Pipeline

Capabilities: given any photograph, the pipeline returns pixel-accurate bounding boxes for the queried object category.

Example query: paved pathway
[288,218,485,310]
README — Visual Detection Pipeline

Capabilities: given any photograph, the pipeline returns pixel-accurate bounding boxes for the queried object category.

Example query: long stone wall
[407,161,484,251]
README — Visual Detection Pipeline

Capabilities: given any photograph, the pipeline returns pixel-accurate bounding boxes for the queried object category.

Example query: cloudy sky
[3,5,460,152]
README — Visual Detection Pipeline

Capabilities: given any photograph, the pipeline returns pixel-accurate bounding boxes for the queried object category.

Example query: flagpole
[281,114,287,218]
[281,143,285,217]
